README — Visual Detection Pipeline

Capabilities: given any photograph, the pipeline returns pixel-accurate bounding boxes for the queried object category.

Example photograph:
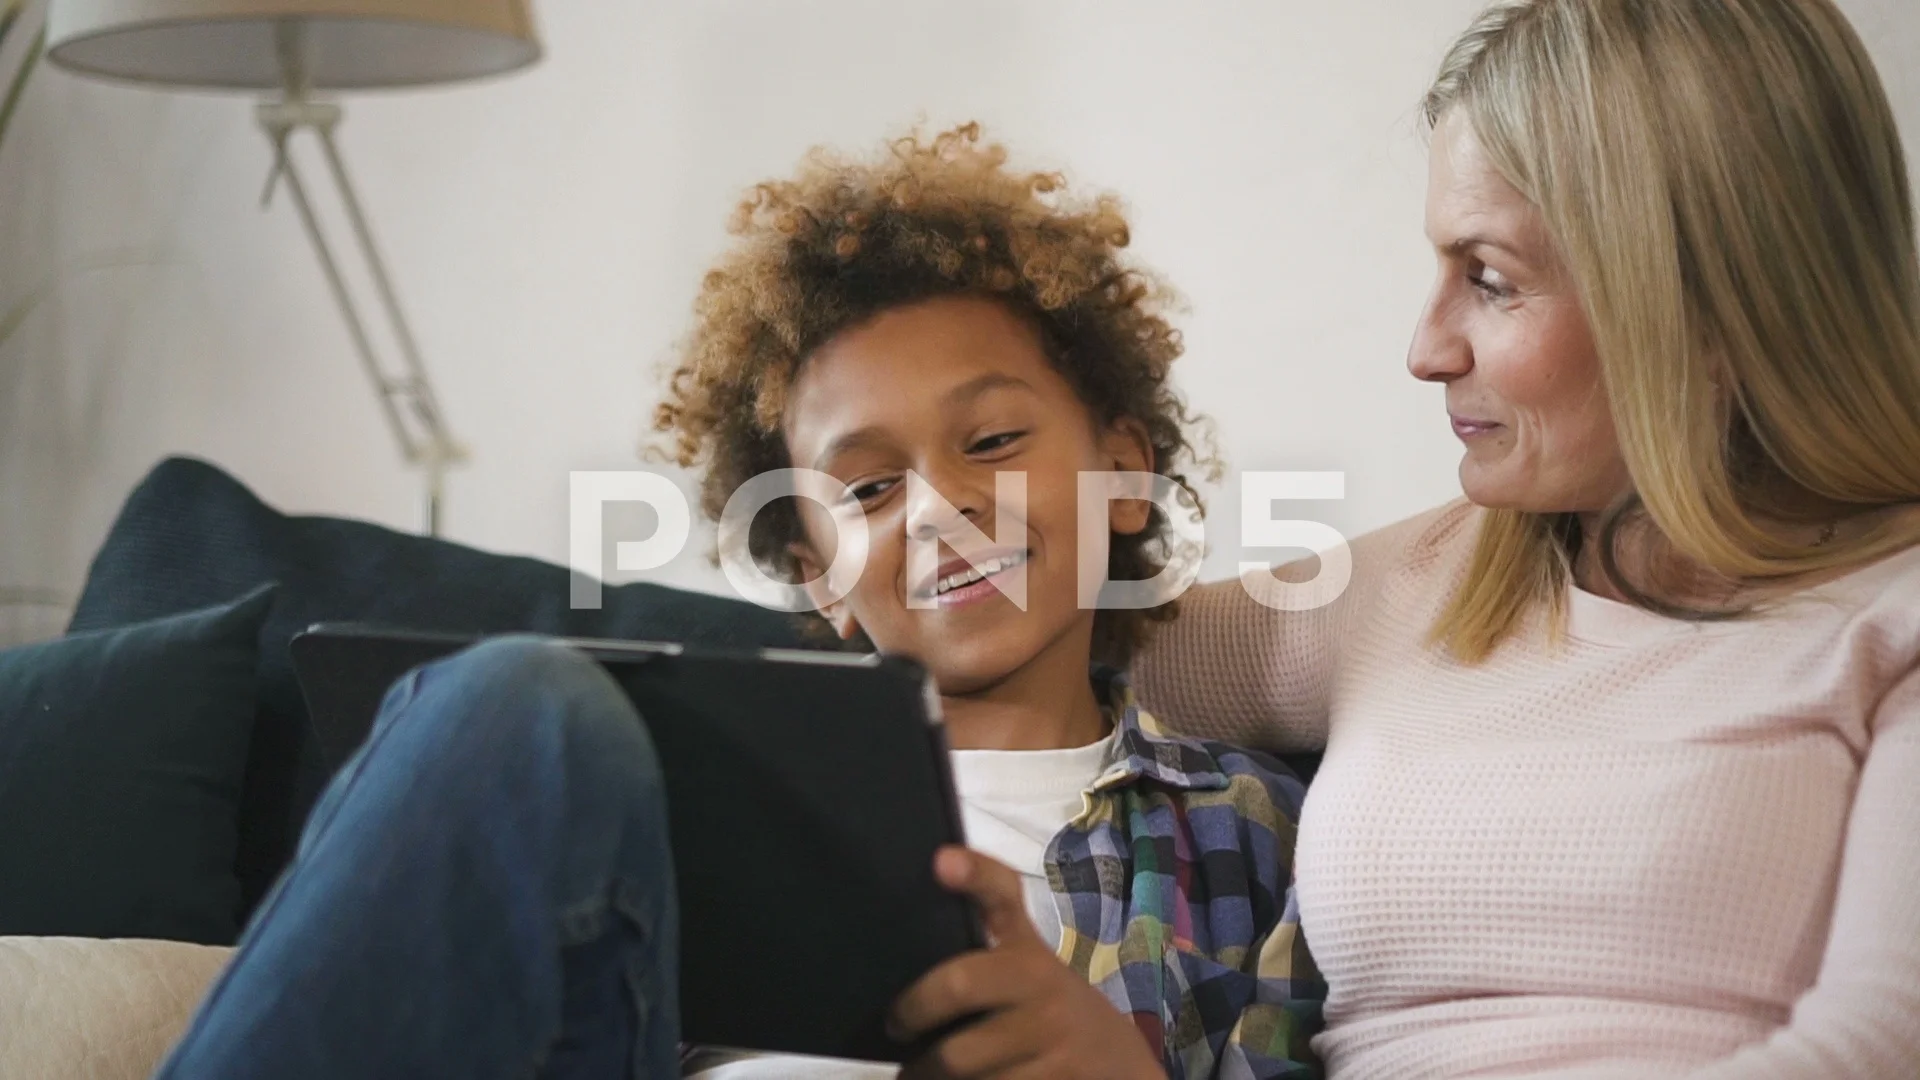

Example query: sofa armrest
[0,937,231,1080]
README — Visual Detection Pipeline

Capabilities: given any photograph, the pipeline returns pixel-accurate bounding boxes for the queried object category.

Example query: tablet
[289,624,984,1062]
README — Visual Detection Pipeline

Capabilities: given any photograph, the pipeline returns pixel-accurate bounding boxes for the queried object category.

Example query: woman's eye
[968,431,1024,455]
[1469,265,1517,301]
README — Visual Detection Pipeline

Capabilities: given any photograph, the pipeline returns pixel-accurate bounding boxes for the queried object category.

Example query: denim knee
[394,636,646,768]
[419,635,612,702]
[408,639,674,942]
[408,634,618,726]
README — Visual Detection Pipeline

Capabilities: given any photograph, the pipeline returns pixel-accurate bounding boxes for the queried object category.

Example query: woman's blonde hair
[1423,0,1920,661]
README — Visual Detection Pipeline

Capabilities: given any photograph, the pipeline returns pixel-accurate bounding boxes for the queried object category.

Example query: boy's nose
[904,469,988,542]
[907,496,980,542]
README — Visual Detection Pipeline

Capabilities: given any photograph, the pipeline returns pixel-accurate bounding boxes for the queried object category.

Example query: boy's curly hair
[653,122,1216,666]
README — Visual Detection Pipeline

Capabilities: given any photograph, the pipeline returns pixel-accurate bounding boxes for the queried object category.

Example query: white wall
[4,0,1918,637]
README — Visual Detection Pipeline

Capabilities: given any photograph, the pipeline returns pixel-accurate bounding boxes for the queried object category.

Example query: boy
[155,124,1319,1080]
[660,123,1321,1080]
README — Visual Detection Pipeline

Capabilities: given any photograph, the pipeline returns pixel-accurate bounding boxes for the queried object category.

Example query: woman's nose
[1408,290,1472,383]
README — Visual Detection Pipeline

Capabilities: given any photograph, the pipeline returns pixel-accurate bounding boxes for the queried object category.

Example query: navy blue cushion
[69,457,826,915]
[0,585,275,943]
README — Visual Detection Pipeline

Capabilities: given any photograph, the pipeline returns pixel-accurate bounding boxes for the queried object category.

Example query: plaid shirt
[1051,670,1323,1079]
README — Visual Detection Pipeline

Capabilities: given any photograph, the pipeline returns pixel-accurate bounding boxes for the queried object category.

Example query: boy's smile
[781,294,1154,747]
[916,546,1030,608]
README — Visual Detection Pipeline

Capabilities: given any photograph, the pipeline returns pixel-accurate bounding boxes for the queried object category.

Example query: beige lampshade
[47,0,540,90]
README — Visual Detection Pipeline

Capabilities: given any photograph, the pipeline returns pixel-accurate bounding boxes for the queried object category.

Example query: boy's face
[783,294,1153,695]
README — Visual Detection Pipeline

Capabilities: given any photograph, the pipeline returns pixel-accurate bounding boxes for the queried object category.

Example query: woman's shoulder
[1689,529,1920,719]
[1792,531,1920,641]
[1372,497,1479,559]
[1344,498,1481,598]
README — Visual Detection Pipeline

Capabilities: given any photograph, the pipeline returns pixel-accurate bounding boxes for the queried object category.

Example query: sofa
[0,456,1323,1077]
[0,456,836,1078]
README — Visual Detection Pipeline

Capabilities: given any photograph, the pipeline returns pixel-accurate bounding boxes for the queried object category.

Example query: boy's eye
[967,431,1024,455]
[847,477,898,503]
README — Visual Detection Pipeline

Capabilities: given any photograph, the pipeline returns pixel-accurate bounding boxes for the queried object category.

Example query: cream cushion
[0,937,231,1080]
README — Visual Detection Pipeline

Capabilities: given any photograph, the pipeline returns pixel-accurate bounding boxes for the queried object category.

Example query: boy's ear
[789,541,861,640]
[1100,416,1157,537]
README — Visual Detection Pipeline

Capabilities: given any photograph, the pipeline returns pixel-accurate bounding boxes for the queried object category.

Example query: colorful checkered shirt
[1052,670,1323,1079]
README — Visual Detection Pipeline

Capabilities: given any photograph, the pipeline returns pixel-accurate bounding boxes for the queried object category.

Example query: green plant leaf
[0,249,172,351]
[0,294,36,350]
[0,21,43,152]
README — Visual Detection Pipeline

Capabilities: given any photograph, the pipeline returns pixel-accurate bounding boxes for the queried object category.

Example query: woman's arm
[1131,574,1348,753]
[1684,663,1920,1078]
[1133,503,1463,753]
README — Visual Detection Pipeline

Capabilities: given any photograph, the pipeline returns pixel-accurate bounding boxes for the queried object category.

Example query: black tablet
[289,624,984,1062]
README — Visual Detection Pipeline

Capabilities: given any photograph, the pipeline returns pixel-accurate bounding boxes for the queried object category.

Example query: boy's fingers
[891,849,1055,1045]
[889,949,1035,1041]
[936,847,1042,949]
[899,1006,1044,1079]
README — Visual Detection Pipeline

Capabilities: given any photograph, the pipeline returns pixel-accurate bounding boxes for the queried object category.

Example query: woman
[1135,0,1920,1077]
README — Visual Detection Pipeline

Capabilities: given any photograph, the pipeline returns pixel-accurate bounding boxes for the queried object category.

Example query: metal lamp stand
[254,25,465,536]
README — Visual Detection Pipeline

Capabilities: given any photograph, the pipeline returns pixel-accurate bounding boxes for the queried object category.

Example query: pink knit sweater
[1132,501,1920,1079]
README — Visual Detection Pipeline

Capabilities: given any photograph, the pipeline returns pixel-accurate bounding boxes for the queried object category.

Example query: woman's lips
[1449,414,1503,439]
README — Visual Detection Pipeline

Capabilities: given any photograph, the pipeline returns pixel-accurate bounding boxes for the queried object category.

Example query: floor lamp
[45,1,541,536]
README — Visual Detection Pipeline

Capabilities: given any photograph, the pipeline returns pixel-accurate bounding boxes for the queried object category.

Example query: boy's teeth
[935,551,1027,595]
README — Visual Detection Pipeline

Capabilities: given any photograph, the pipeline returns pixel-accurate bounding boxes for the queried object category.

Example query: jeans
[154,636,681,1080]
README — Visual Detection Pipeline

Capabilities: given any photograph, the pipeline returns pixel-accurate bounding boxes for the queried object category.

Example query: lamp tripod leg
[255,93,462,538]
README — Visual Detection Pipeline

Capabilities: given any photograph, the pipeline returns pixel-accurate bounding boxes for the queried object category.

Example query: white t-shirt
[686,732,1116,1079]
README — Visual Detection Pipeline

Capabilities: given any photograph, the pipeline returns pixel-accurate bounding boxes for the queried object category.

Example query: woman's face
[1408,111,1632,514]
